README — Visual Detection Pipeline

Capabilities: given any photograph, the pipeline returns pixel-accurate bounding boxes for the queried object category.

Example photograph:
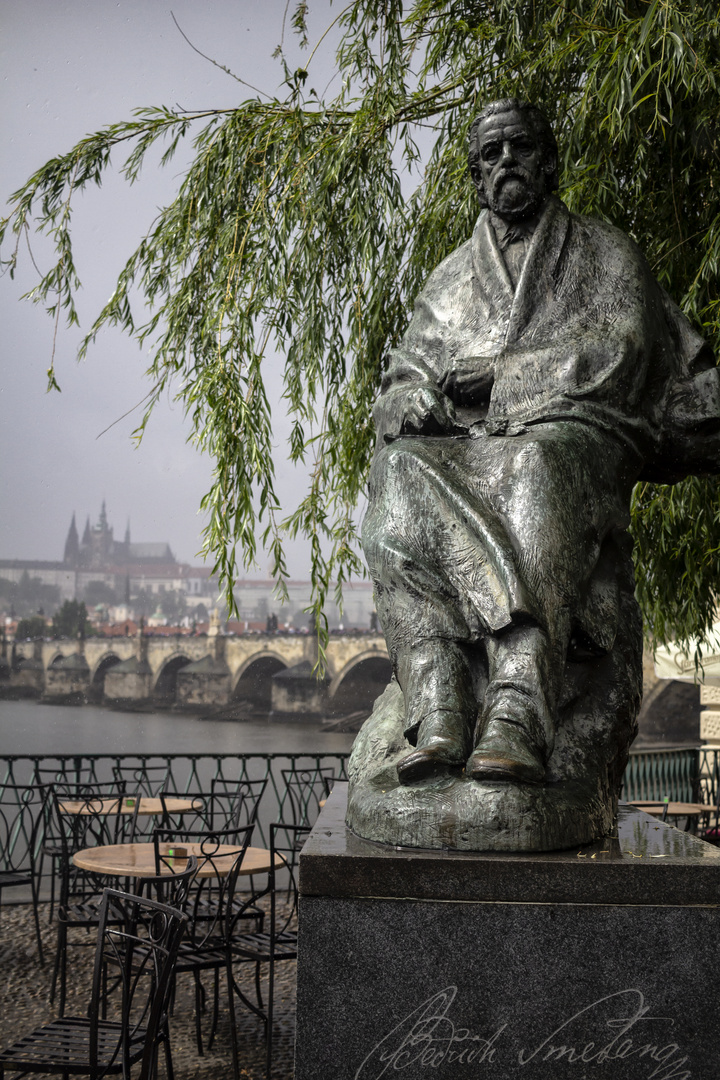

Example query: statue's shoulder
[416,238,475,308]
[566,207,647,269]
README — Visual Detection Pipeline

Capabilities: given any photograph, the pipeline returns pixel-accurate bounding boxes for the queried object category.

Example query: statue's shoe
[396,740,465,785]
[467,717,545,784]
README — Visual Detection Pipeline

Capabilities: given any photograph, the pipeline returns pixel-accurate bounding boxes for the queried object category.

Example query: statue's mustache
[492,167,533,190]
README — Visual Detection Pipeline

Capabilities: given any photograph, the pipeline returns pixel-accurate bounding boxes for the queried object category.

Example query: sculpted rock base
[347,629,641,851]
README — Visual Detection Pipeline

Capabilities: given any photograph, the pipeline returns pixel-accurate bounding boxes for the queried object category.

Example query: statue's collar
[472,196,570,344]
[488,207,544,248]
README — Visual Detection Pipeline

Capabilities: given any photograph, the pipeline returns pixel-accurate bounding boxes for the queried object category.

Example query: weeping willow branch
[3,0,720,655]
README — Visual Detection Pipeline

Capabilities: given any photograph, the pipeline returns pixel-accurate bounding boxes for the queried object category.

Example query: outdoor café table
[629,800,710,831]
[73,841,283,879]
[59,796,201,817]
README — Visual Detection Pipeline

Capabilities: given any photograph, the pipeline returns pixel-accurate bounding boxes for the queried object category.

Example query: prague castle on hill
[0,502,374,630]
[0,501,205,606]
[62,501,175,571]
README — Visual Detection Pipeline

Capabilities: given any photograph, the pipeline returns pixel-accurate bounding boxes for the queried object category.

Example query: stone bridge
[9,630,391,715]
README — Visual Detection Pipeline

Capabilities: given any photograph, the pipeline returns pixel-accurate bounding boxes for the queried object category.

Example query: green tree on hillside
[52,600,92,640]
[0,572,61,618]
[83,580,118,607]
[2,1,719,653]
[14,615,48,641]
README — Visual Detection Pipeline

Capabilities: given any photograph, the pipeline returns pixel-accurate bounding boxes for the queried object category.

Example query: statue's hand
[398,385,461,436]
[438,356,495,406]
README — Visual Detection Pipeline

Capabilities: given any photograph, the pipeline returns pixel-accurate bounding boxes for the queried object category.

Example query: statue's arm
[372,294,467,442]
[438,355,495,406]
[373,352,464,441]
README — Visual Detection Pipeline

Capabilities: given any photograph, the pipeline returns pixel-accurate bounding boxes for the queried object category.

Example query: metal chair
[112,764,170,841]
[229,823,311,1079]
[48,786,140,1015]
[0,783,45,963]
[210,776,268,829]
[158,778,267,834]
[151,824,255,1072]
[32,766,98,921]
[111,763,170,798]
[0,887,187,1080]
[41,780,130,924]
[280,765,335,829]
[278,766,333,877]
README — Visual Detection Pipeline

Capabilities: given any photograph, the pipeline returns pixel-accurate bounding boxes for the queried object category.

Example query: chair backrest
[112,763,170,798]
[209,776,268,828]
[90,888,187,1080]
[32,763,96,788]
[268,822,310,929]
[280,766,335,827]
[136,854,199,911]
[48,785,139,889]
[152,824,255,947]
[160,779,268,833]
[0,783,45,875]
[156,791,233,833]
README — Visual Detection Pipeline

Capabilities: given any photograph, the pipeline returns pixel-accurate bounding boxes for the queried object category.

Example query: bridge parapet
[3,631,390,712]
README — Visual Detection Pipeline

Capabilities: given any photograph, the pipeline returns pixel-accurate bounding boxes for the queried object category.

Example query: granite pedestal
[295,783,720,1080]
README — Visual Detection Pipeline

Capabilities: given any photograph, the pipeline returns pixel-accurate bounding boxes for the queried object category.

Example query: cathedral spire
[63,513,79,565]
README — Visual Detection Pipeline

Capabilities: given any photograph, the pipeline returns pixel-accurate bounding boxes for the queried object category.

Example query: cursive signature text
[519,989,690,1079]
[354,986,694,1079]
[354,986,506,1078]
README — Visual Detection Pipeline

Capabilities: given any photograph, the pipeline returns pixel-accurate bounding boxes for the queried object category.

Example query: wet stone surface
[296,792,720,1079]
[305,787,720,906]
[0,898,297,1080]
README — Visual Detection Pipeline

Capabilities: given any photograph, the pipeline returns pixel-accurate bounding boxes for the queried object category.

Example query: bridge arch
[328,651,393,714]
[232,652,289,711]
[153,652,193,703]
[88,652,123,703]
[48,650,81,669]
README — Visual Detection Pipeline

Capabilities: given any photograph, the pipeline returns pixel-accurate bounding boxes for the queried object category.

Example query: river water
[0,700,356,902]
[0,699,356,758]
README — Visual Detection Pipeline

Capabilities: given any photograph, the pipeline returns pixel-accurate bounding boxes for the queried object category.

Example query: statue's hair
[468,99,559,205]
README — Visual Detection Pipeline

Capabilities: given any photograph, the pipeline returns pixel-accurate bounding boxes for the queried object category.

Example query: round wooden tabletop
[630,801,712,816]
[73,841,282,878]
[59,796,200,817]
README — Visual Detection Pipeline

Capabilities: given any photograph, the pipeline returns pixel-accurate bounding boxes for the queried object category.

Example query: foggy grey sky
[1,1,345,576]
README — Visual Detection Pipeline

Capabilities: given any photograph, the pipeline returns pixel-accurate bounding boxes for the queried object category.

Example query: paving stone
[0,899,297,1080]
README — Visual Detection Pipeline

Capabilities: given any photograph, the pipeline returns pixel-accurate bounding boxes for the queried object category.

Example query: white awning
[654,622,720,682]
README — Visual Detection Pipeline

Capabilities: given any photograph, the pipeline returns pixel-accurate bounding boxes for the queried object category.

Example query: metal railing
[0,751,350,898]
[2,745,719,901]
[621,746,720,804]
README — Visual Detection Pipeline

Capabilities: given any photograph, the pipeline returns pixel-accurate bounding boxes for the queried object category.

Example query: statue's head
[468,99,559,221]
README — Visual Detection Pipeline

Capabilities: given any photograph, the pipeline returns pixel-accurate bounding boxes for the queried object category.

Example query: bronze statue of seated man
[362,98,720,790]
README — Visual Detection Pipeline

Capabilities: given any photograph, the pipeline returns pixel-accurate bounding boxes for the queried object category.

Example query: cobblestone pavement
[0,901,296,1079]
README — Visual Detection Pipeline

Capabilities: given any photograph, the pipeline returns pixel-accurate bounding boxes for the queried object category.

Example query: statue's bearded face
[473,110,549,221]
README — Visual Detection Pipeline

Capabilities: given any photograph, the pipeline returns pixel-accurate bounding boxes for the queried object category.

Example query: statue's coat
[364,196,720,676]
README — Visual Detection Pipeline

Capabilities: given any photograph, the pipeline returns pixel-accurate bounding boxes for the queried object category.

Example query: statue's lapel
[505,196,570,345]
[471,210,515,322]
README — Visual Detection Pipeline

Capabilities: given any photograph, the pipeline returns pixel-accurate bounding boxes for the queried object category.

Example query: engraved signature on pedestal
[354,986,505,1077]
[518,989,690,1079]
[355,986,692,1079]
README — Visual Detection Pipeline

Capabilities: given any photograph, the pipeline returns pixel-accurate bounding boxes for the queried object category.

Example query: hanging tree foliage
[2,0,719,654]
